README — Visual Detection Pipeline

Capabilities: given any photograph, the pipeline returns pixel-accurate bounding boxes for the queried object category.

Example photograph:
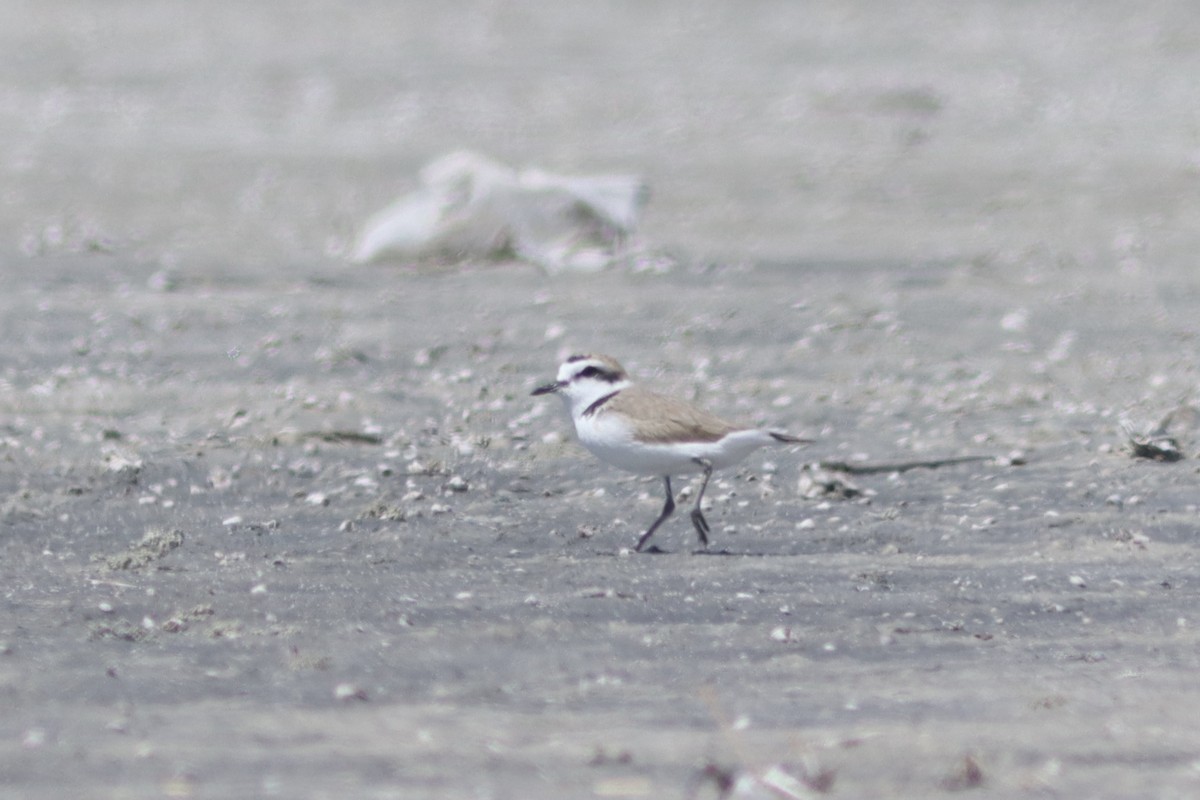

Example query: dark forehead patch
[563,353,628,382]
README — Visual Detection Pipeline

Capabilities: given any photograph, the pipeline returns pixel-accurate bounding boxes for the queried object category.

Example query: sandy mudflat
[3,3,1200,798]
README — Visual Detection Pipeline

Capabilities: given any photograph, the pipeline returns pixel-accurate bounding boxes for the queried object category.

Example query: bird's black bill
[769,432,815,445]
[531,381,562,396]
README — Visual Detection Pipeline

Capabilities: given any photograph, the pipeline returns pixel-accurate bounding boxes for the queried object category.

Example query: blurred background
[2,1,1197,271]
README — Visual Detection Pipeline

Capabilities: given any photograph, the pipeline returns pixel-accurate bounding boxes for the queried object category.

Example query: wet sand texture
[3,3,1200,798]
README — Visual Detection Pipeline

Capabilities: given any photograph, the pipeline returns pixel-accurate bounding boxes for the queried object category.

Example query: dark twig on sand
[815,455,1002,475]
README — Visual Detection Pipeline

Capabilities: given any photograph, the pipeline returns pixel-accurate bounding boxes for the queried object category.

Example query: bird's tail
[769,431,814,445]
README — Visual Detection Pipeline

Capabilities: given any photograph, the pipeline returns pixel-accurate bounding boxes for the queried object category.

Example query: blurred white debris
[351,151,648,273]
[731,764,818,799]
[797,466,862,500]
[102,447,143,473]
[693,762,833,799]
[333,683,368,702]
[1000,308,1029,332]
[1121,415,1187,462]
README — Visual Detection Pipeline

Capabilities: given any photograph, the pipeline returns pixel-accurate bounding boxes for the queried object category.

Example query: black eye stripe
[573,364,620,383]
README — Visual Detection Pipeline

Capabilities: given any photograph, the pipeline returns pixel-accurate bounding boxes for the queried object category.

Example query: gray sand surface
[3,3,1200,798]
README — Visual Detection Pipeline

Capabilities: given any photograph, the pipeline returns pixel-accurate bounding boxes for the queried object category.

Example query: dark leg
[635,476,675,552]
[689,459,713,548]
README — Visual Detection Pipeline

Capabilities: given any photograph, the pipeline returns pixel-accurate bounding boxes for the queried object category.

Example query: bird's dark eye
[578,366,600,378]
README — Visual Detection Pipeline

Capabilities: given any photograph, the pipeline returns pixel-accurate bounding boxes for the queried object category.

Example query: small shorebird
[532,354,812,552]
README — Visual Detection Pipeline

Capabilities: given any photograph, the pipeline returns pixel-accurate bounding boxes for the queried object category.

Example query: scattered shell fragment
[21,728,47,749]
[1122,417,1186,462]
[1125,429,1182,462]
[940,754,984,791]
[798,467,862,500]
[102,449,143,473]
[694,761,835,799]
[769,626,797,643]
[357,502,407,522]
[103,529,184,571]
[334,683,368,702]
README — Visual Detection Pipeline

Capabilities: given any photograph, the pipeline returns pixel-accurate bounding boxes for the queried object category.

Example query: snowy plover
[532,354,812,552]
